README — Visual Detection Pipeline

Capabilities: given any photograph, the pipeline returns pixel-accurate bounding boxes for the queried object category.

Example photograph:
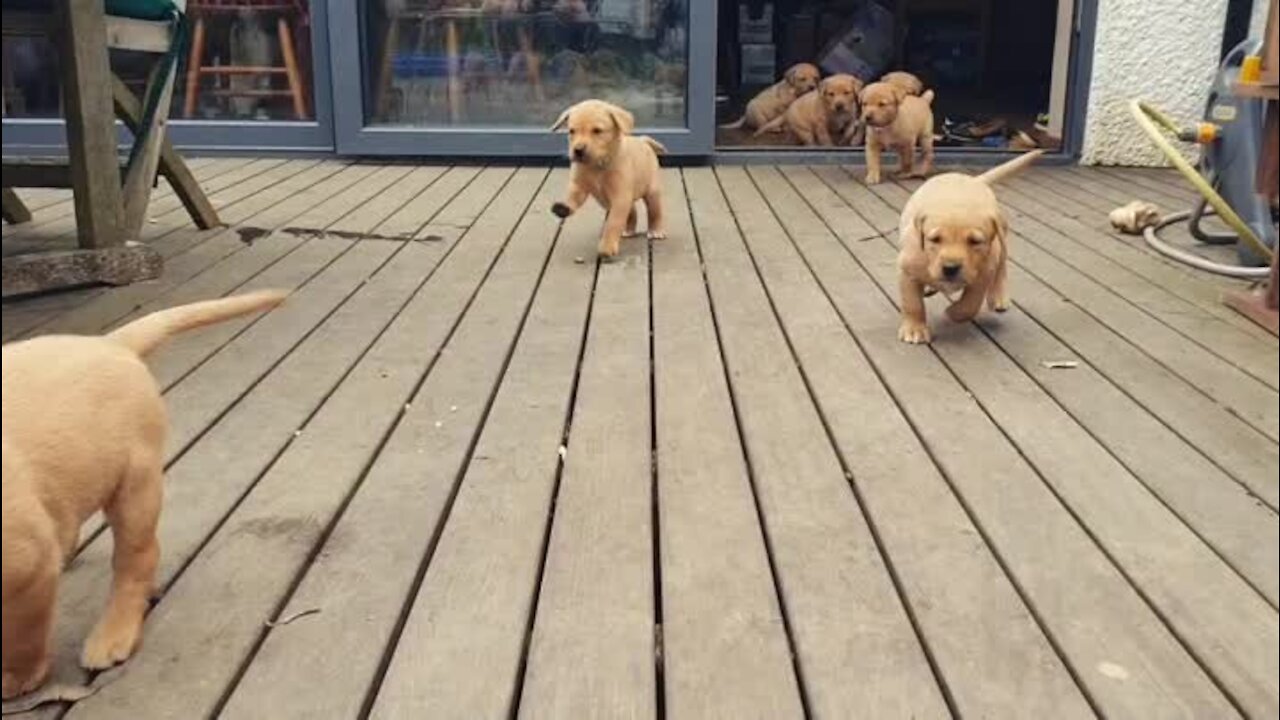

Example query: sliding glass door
[2,0,335,153]
[328,0,715,156]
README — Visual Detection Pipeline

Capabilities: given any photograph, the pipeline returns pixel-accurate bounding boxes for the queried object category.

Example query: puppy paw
[2,661,50,701]
[988,295,1010,312]
[81,617,143,670]
[646,229,667,241]
[945,305,980,324]
[864,172,881,185]
[597,238,620,259]
[898,320,931,344]
[622,229,642,238]
[551,202,573,219]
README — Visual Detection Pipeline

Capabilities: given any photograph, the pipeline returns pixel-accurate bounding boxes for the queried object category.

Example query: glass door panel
[330,0,714,156]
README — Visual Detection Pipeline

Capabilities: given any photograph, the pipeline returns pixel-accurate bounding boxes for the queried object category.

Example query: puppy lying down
[2,290,287,700]
[719,63,822,133]
[896,151,1045,344]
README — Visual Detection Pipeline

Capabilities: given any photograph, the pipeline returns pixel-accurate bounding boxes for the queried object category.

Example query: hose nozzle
[1176,122,1220,144]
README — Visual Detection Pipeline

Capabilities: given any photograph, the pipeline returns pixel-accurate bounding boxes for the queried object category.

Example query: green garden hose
[1129,99,1274,266]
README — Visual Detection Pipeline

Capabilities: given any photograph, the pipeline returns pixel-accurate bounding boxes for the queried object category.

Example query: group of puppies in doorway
[1,91,1040,707]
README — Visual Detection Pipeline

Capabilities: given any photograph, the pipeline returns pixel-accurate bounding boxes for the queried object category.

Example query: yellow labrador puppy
[756,73,862,146]
[896,151,1045,343]
[1,291,287,699]
[861,81,936,184]
[720,63,822,132]
[880,71,925,96]
[550,99,667,258]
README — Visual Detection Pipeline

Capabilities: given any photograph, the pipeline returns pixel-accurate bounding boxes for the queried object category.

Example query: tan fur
[756,73,861,147]
[880,71,925,96]
[895,151,1045,343]
[550,99,667,258]
[1,290,287,699]
[721,63,821,132]
[861,82,936,184]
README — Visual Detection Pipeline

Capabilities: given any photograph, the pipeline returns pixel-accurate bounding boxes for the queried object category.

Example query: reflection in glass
[0,1,314,122]
[365,0,688,128]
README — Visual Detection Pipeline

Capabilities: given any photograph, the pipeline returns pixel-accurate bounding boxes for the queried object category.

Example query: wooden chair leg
[183,16,206,119]
[2,188,33,225]
[112,74,219,230]
[277,16,307,120]
[120,54,178,236]
[61,0,125,249]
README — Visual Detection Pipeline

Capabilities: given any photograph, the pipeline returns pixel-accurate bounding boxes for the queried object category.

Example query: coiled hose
[1128,100,1274,278]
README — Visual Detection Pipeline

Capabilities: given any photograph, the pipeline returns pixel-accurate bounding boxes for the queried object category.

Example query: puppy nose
[572,145,586,159]
[941,263,962,279]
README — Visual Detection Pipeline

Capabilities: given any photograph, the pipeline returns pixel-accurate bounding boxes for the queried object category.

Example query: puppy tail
[108,290,289,358]
[977,149,1046,186]
[920,89,935,105]
[718,116,747,130]
[641,136,669,155]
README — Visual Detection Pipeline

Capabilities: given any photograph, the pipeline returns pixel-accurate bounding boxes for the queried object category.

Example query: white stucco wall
[1080,0,1228,165]
[1080,0,1273,166]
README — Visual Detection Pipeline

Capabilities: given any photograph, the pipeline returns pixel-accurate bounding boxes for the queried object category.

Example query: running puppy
[2,291,288,699]
[896,151,1045,344]
[756,73,862,146]
[721,63,821,133]
[861,81,936,184]
[550,99,667,258]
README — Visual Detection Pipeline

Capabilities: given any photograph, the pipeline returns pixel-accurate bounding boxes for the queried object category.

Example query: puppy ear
[784,65,798,84]
[607,104,635,134]
[991,212,1009,246]
[549,105,574,132]
[891,84,908,103]
[915,214,931,249]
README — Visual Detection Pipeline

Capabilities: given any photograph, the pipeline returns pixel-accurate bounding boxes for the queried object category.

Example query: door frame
[327,0,716,156]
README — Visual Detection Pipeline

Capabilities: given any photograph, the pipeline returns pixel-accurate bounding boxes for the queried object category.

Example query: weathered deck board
[1014,170,1263,324]
[517,217,655,720]
[221,168,554,719]
[688,166,950,719]
[855,179,1280,508]
[746,165,1094,718]
[867,175,1277,716]
[996,180,1280,382]
[810,174,1245,717]
[11,161,351,341]
[649,169,805,719]
[873,178,1279,444]
[62,243,438,719]
[2,162,1277,720]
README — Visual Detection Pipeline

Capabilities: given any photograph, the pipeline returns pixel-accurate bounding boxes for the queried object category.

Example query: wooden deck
[2,160,1278,720]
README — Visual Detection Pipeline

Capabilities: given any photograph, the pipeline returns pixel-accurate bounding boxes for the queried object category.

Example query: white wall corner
[1080,0,1227,166]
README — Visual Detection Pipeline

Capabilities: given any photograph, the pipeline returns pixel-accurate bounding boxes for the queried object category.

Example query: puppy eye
[592,128,602,134]
[928,235,942,245]
[968,236,985,246]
